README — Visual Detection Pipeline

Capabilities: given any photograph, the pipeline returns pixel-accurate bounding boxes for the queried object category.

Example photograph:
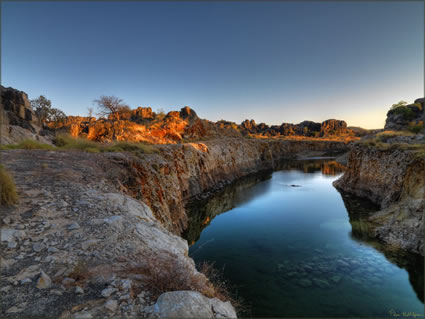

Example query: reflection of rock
[276,159,346,176]
[341,193,424,303]
[183,172,272,244]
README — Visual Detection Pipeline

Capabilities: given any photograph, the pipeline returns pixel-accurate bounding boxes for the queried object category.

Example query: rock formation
[385,98,425,131]
[0,149,238,318]
[334,144,424,255]
[334,97,424,255]
[0,86,52,144]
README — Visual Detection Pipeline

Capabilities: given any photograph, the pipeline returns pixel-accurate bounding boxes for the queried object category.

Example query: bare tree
[93,95,130,117]
[87,107,94,118]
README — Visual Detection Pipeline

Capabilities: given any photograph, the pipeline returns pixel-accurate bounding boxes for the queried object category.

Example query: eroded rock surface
[334,144,424,255]
[0,150,236,318]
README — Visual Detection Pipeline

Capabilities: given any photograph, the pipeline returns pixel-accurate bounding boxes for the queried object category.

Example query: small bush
[408,122,424,134]
[125,252,243,313]
[0,165,18,206]
[389,105,416,121]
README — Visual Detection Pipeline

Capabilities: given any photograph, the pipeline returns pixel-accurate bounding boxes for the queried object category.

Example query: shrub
[389,105,416,121]
[124,252,243,313]
[0,165,18,206]
[408,122,424,134]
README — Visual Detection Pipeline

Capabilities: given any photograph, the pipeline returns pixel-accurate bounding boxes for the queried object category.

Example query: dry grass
[125,252,244,313]
[359,131,425,159]
[67,260,91,283]
[54,134,158,154]
[0,164,18,206]
[0,134,158,155]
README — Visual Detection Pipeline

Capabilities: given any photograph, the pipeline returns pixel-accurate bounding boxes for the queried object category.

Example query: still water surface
[186,159,424,317]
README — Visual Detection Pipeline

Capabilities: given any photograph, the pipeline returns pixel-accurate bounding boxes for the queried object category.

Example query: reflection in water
[183,159,346,244]
[340,193,424,303]
[186,158,424,317]
[183,172,272,244]
[275,159,346,176]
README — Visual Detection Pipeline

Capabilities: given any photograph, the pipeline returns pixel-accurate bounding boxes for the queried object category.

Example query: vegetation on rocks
[126,252,243,313]
[0,164,18,206]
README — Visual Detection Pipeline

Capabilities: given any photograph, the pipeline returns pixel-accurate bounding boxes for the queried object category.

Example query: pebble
[101,287,117,298]
[68,222,81,230]
[62,277,76,285]
[1,229,16,242]
[48,247,60,253]
[0,285,12,293]
[105,299,118,312]
[73,312,93,319]
[36,270,52,289]
[8,241,18,249]
[14,230,26,240]
[75,286,84,294]
[21,278,32,285]
[6,306,23,314]
[33,243,45,252]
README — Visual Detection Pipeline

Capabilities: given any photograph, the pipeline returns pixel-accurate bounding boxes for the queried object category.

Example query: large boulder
[180,106,198,121]
[385,100,424,131]
[149,290,237,318]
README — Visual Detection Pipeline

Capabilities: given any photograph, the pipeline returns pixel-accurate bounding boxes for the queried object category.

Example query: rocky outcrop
[239,118,353,138]
[0,137,349,318]
[0,149,237,318]
[106,138,349,235]
[1,86,361,145]
[334,144,424,255]
[385,98,425,131]
[0,86,52,144]
[320,119,349,137]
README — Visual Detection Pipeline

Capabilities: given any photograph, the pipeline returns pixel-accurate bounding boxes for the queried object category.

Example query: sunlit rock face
[334,144,425,255]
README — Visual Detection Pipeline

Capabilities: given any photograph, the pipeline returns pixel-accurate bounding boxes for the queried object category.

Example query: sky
[2,1,424,129]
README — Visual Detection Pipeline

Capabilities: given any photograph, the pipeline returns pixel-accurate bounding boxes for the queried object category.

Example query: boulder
[180,106,198,121]
[149,290,236,318]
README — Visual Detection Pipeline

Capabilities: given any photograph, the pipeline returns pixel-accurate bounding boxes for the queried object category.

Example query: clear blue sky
[2,1,424,128]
